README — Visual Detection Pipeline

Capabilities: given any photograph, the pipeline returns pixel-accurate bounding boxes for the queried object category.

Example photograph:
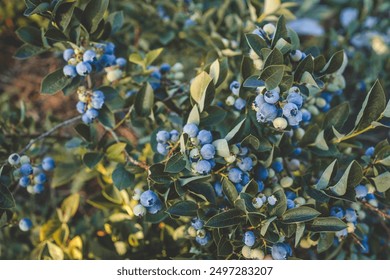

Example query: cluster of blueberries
[62,42,126,78]
[156,129,180,156]
[8,153,55,194]
[253,86,306,129]
[190,218,211,246]
[225,81,247,111]
[132,190,163,217]
[149,62,185,91]
[76,86,105,124]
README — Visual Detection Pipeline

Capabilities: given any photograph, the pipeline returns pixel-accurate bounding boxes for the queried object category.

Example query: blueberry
[345,208,357,223]
[183,123,199,138]
[335,228,348,240]
[255,166,269,181]
[301,109,311,122]
[8,153,20,166]
[292,147,302,156]
[91,92,105,110]
[189,148,200,160]
[271,161,283,173]
[140,190,159,207]
[104,42,115,54]
[196,232,211,246]
[241,173,250,185]
[321,92,333,103]
[83,50,97,62]
[76,62,92,76]
[19,218,33,232]
[290,50,303,62]
[364,146,375,157]
[19,176,30,187]
[228,168,243,183]
[20,163,33,176]
[197,130,213,145]
[63,65,77,78]
[34,173,47,184]
[252,197,264,208]
[285,191,296,200]
[235,183,244,193]
[160,63,171,73]
[157,143,169,155]
[63,49,74,61]
[283,103,302,126]
[147,199,163,214]
[229,81,240,96]
[82,113,92,124]
[254,94,265,108]
[33,184,44,194]
[41,157,55,171]
[264,88,280,104]
[256,103,278,123]
[99,54,116,67]
[268,195,277,206]
[76,101,87,114]
[234,98,246,110]
[366,193,375,201]
[238,157,253,172]
[271,242,292,260]
[330,206,345,219]
[115,57,127,68]
[287,199,295,209]
[170,130,179,142]
[200,144,215,160]
[243,231,256,247]
[320,103,331,112]
[214,181,223,197]
[191,218,204,230]
[257,181,265,192]
[355,184,368,199]
[195,160,212,175]
[85,108,99,121]
[287,92,303,108]
[156,130,171,143]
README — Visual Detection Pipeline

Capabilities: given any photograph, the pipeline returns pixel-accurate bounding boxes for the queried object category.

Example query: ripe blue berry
[20,163,33,176]
[19,176,30,187]
[301,109,311,122]
[229,81,240,96]
[287,199,295,209]
[271,242,292,260]
[195,160,212,175]
[271,161,284,173]
[238,157,253,172]
[33,184,44,194]
[264,88,280,104]
[76,62,92,76]
[148,199,163,214]
[140,190,159,207]
[243,231,256,247]
[345,208,357,223]
[63,49,74,61]
[160,63,171,73]
[228,168,243,183]
[283,103,302,126]
[104,42,115,54]
[170,130,179,142]
[214,181,223,197]
[157,143,169,155]
[115,57,127,68]
[200,144,215,160]
[83,50,97,62]
[196,232,211,246]
[76,101,87,114]
[364,146,375,157]
[255,166,269,181]
[42,157,55,171]
[257,180,265,192]
[63,65,77,78]
[287,92,303,108]
[34,173,47,184]
[99,54,116,67]
[355,184,368,199]
[234,98,246,110]
[19,218,33,231]
[183,123,199,138]
[235,183,244,193]
[191,218,204,230]
[330,206,345,219]
[156,130,171,143]
[197,130,213,145]
[85,108,99,121]
[256,103,278,123]
[254,94,265,108]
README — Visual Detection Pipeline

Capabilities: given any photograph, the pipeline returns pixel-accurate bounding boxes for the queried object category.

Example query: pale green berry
[347,222,356,233]
[249,248,265,260]
[174,72,185,80]
[295,128,305,140]
[307,105,319,116]
[230,145,240,155]
[263,23,276,35]
[252,197,264,209]
[241,245,252,258]
[226,96,236,106]
[273,117,288,130]
[224,155,236,163]
[268,168,275,178]
[315,97,327,108]
[171,62,184,72]
[280,177,293,188]
[187,226,197,237]
[221,38,229,48]
[132,188,142,201]
[294,197,306,206]
[133,204,146,217]
[106,69,123,82]
[20,155,30,164]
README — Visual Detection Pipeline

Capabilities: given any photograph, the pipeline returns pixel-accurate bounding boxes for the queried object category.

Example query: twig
[105,127,149,171]
[361,201,390,220]
[19,115,82,154]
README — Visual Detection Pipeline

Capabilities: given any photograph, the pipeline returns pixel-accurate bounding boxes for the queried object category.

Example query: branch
[19,115,82,154]
[361,201,390,220]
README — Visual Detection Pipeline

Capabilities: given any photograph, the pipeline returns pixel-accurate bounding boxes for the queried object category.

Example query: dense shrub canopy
[0,0,389,260]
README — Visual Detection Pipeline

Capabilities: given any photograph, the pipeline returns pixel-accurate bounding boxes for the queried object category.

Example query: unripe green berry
[273,117,288,130]
[280,176,293,188]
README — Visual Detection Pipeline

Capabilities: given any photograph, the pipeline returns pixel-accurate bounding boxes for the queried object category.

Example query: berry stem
[361,201,390,220]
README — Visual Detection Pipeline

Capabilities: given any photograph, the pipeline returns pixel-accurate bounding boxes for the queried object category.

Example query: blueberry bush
[0,0,389,260]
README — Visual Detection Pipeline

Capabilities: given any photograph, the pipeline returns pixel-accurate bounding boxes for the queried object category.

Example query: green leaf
[97,105,115,128]
[74,123,91,142]
[371,172,390,192]
[328,161,362,196]
[260,65,284,90]
[41,69,70,95]
[145,48,164,67]
[268,189,287,217]
[112,164,135,190]
[383,100,390,118]
[60,193,80,223]
[352,80,386,133]
[245,33,268,58]
[14,44,46,59]
[62,76,82,96]
[190,71,213,112]
[320,50,344,75]
[164,153,186,173]
[317,232,334,253]
[222,178,238,204]
[260,216,277,236]
[294,55,314,81]
[83,152,103,169]
[188,182,216,204]
[287,27,300,50]
[243,75,265,88]
[107,11,124,34]
[54,1,75,31]
[225,118,246,142]
[274,38,292,54]
[314,159,338,190]
[212,139,230,158]
[0,185,15,209]
[166,201,198,217]
[135,83,154,117]
[264,48,284,68]
[272,15,288,48]
[187,104,200,125]
[282,206,321,223]
[129,53,144,68]
[83,0,109,33]
[309,217,347,232]
[15,26,42,46]
[106,142,127,163]
[205,209,243,228]
[295,223,305,248]
[241,134,260,150]
[47,242,64,260]
[323,102,350,131]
